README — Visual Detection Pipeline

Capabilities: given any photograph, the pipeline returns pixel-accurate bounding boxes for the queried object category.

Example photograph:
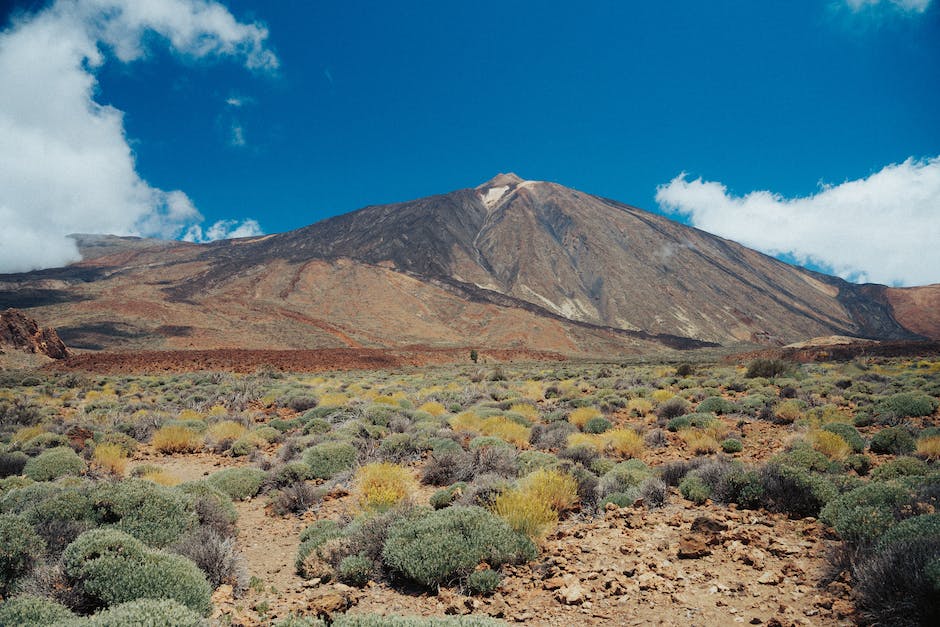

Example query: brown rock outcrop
[0,308,69,359]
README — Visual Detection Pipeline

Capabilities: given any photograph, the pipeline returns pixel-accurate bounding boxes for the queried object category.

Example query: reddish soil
[45,347,567,374]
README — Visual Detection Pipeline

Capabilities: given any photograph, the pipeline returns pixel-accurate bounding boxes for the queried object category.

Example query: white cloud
[229,122,246,146]
[183,218,263,243]
[0,0,274,273]
[843,0,932,14]
[655,157,940,287]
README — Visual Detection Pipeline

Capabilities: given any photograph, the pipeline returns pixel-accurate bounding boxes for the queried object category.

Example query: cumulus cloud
[655,157,940,287]
[843,0,932,14]
[0,0,274,274]
[182,218,263,243]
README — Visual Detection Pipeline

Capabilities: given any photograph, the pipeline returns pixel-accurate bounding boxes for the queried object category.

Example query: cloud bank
[0,0,275,274]
[843,0,932,14]
[655,157,940,287]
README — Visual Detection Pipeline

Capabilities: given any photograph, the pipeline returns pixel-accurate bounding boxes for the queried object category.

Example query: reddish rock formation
[0,308,69,359]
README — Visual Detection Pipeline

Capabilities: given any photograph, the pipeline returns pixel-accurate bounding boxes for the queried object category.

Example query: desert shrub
[92,443,128,476]
[516,469,578,512]
[62,528,212,615]
[20,433,70,456]
[206,421,247,451]
[679,474,711,504]
[0,594,75,625]
[758,464,836,518]
[302,441,357,479]
[853,536,940,626]
[529,421,576,450]
[169,527,248,593]
[379,432,420,462]
[871,456,929,482]
[23,447,86,482]
[820,423,865,453]
[15,486,95,554]
[490,489,557,539]
[844,454,872,476]
[177,481,237,536]
[467,568,501,595]
[0,514,45,594]
[335,554,372,587]
[288,396,319,412]
[332,615,504,627]
[773,400,804,424]
[517,451,560,475]
[639,476,668,508]
[583,416,612,434]
[772,444,831,472]
[721,438,743,454]
[206,467,266,501]
[870,427,916,455]
[468,436,512,451]
[697,396,736,415]
[269,462,314,488]
[354,463,416,513]
[302,418,331,435]
[477,417,530,447]
[625,397,654,417]
[810,430,851,460]
[296,520,345,578]
[597,460,652,499]
[745,359,789,378]
[429,483,467,510]
[680,430,719,455]
[81,598,205,626]
[421,451,473,486]
[877,513,940,550]
[916,435,940,461]
[151,425,202,453]
[819,481,913,546]
[600,491,636,509]
[875,392,938,419]
[381,506,535,588]
[471,445,519,479]
[0,451,28,478]
[271,417,303,433]
[271,483,324,516]
[603,429,645,458]
[656,397,689,420]
[666,416,691,432]
[645,428,668,448]
[92,479,196,547]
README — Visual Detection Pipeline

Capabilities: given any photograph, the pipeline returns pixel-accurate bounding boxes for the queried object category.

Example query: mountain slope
[0,174,933,354]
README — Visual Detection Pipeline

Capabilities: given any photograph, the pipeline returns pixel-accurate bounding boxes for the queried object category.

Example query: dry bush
[417,401,446,416]
[354,462,416,513]
[603,429,645,459]
[479,416,530,447]
[450,411,484,433]
[517,469,579,512]
[490,489,557,540]
[568,407,602,429]
[566,432,603,452]
[151,425,202,453]
[139,469,180,486]
[207,421,246,444]
[509,403,539,421]
[92,443,128,475]
[626,398,654,417]
[916,435,940,461]
[680,430,720,455]
[811,430,851,460]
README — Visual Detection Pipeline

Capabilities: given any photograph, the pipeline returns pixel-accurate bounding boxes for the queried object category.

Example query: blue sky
[1,0,938,284]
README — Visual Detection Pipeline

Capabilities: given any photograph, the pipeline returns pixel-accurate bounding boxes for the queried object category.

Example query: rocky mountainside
[0,174,936,354]
[0,308,69,359]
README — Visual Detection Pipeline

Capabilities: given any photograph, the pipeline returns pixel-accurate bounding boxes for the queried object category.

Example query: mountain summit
[0,175,936,354]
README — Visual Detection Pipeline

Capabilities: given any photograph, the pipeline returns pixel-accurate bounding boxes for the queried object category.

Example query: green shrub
[853,537,940,626]
[206,467,266,500]
[870,427,916,455]
[821,423,865,453]
[80,598,204,626]
[745,359,789,379]
[758,464,837,518]
[679,474,711,504]
[296,520,345,578]
[820,481,913,546]
[596,460,653,499]
[467,568,501,595]
[23,447,86,482]
[599,491,637,509]
[772,444,831,472]
[0,451,29,478]
[177,480,238,528]
[871,456,929,482]
[20,433,69,456]
[269,462,314,487]
[697,396,736,415]
[666,416,691,432]
[62,528,212,615]
[381,506,535,588]
[429,482,467,510]
[516,451,560,475]
[0,595,75,625]
[656,397,689,420]
[583,417,612,434]
[877,513,940,550]
[92,479,196,547]
[0,514,44,593]
[721,438,743,454]
[844,454,872,476]
[876,392,938,419]
[337,554,372,587]
[302,441,357,479]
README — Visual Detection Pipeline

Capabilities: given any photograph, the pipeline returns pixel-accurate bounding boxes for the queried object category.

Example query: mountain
[0,174,937,355]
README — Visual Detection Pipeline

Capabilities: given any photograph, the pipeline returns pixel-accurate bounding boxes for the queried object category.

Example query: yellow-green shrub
[680,430,719,454]
[626,398,653,417]
[509,403,539,421]
[517,469,578,512]
[151,426,202,454]
[569,407,602,428]
[603,429,645,459]
[490,489,557,540]
[811,431,851,460]
[916,435,940,461]
[449,411,484,433]
[207,421,246,443]
[651,390,674,403]
[354,462,416,513]
[566,432,603,452]
[93,443,128,475]
[480,417,530,447]
[417,401,446,417]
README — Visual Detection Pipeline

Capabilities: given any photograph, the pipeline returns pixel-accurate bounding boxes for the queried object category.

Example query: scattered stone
[677,536,711,559]
[757,571,781,585]
[556,584,585,605]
